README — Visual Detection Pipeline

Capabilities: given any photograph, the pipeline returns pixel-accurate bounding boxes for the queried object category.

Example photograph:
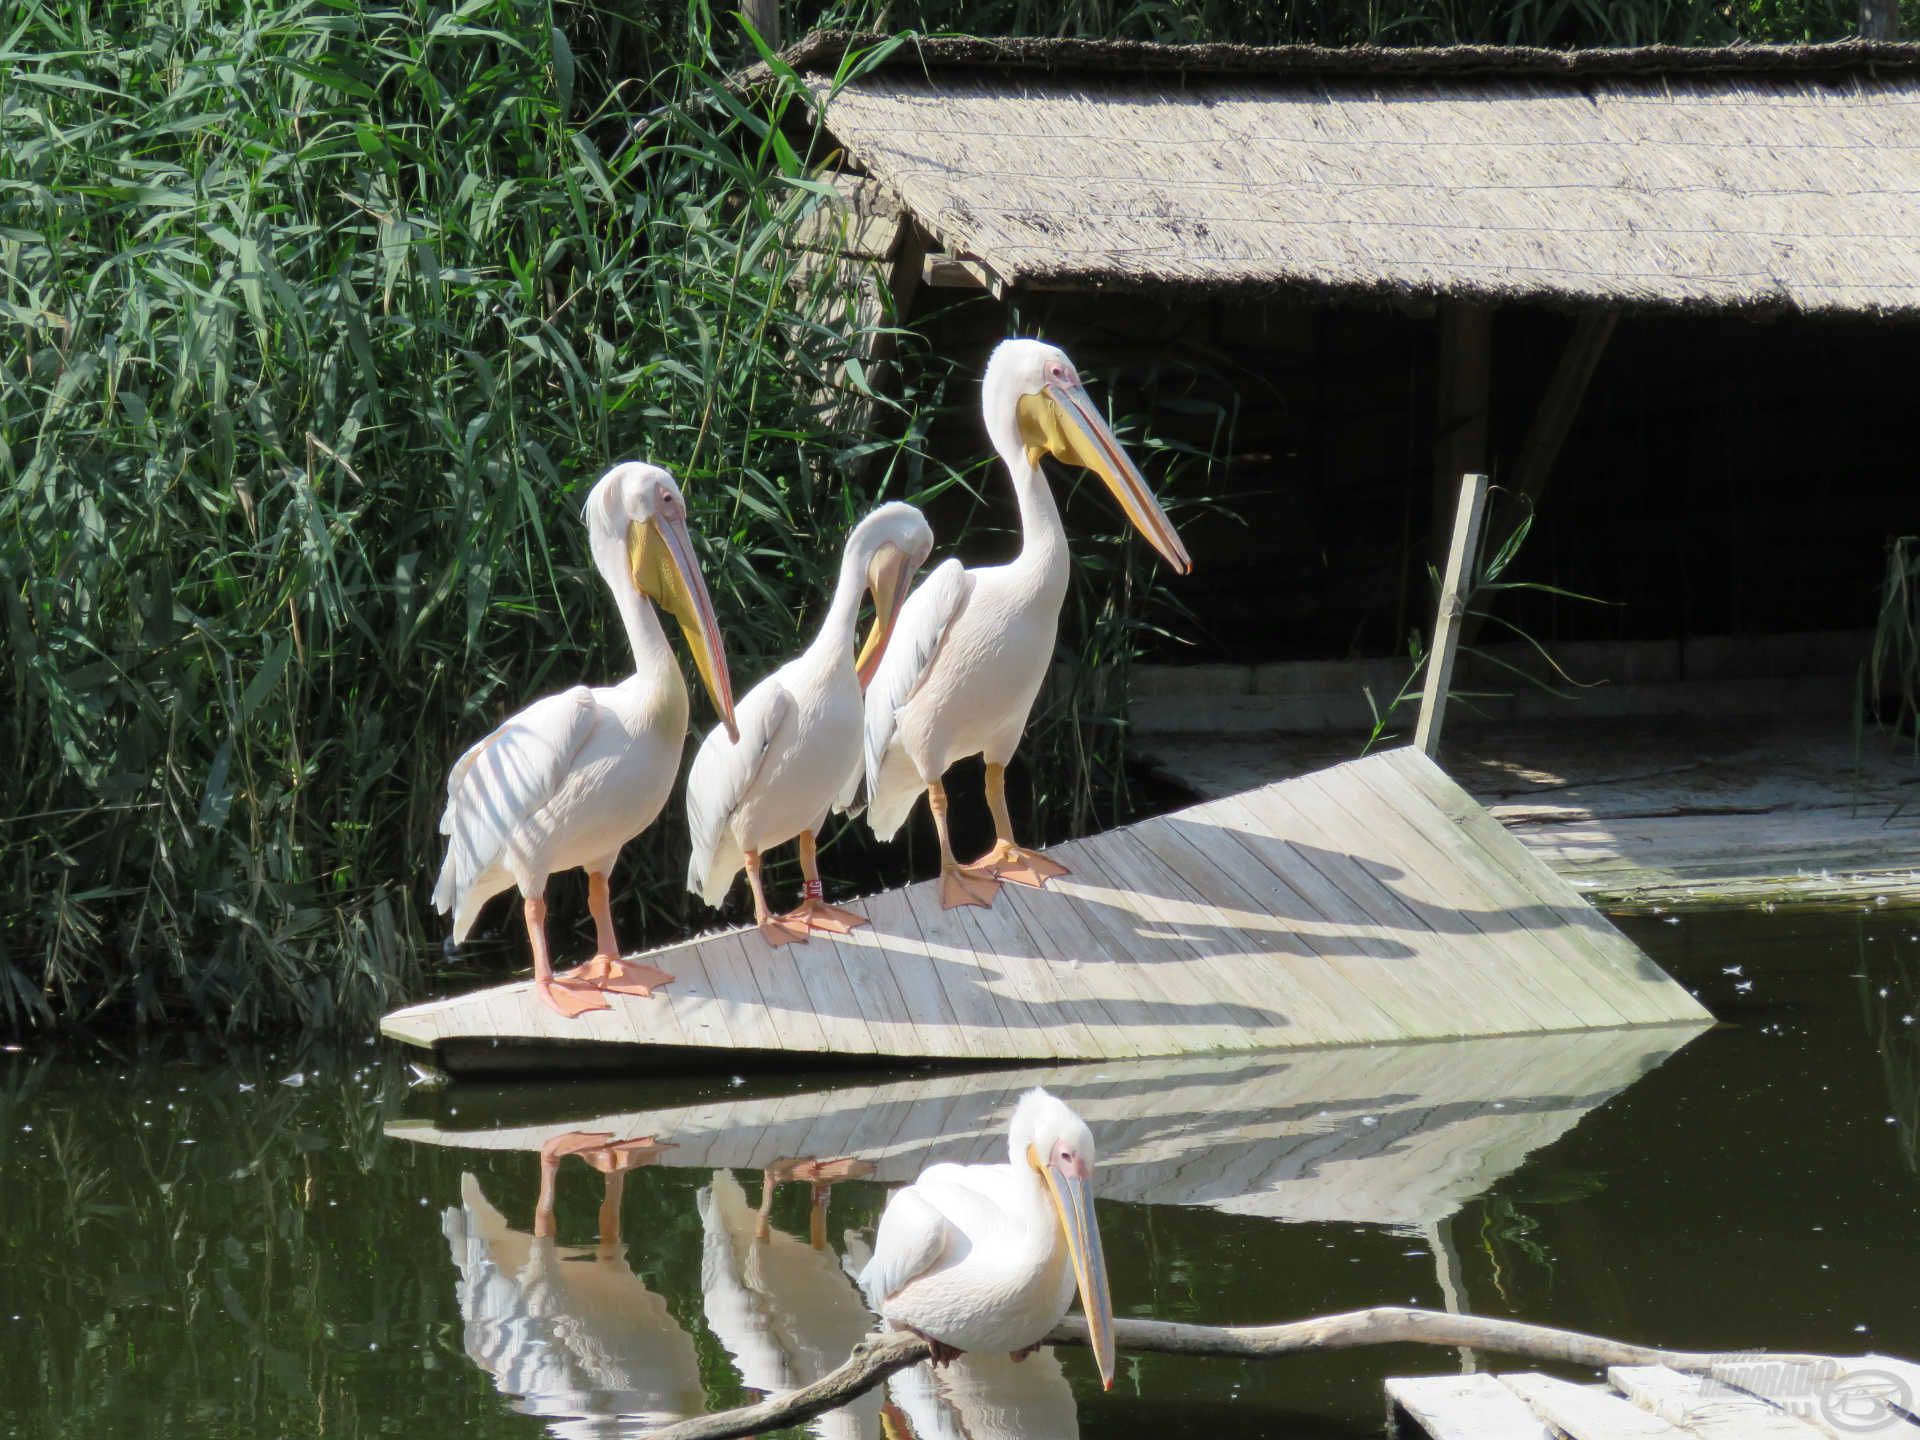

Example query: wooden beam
[741,0,780,49]
[1431,302,1492,571]
[1505,310,1617,524]
[1415,472,1490,761]
[1861,0,1900,39]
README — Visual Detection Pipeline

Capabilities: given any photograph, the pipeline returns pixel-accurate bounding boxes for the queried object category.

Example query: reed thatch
[789,33,1920,316]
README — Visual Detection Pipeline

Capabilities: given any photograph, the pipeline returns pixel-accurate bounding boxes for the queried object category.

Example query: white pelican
[699,1163,881,1440]
[861,340,1190,908]
[442,1134,706,1433]
[858,1088,1117,1389]
[434,462,738,1016]
[685,502,932,944]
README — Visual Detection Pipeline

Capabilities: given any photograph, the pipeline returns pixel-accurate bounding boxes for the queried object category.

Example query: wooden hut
[777,34,1920,727]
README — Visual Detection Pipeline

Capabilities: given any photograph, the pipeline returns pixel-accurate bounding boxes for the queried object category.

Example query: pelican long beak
[854,543,917,690]
[1034,1145,1117,1390]
[1017,378,1193,575]
[628,513,739,742]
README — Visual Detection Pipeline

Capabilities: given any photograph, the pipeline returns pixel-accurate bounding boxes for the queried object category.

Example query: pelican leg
[964,763,1069,888]
[597,1167,624,1251]
[905,1326,965,1367]
[527,896,610,1017]
[747,849,810,947]
[774,830,869,938]
[560,871,673,996]
[931,778,999,909]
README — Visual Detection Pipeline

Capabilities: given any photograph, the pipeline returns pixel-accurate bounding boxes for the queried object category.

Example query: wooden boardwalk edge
[381,746,1709,1070]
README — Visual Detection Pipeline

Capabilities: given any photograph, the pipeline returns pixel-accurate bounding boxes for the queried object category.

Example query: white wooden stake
[1414,472,1490,761]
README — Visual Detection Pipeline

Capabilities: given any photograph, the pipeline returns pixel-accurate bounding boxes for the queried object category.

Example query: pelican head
[1009,1088,1116,1390]
[983,338,1192,576]
[849,501,935,689]
[586,462,739,742]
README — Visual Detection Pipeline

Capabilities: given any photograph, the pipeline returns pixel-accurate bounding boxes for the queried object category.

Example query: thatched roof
[786,32,1920,316]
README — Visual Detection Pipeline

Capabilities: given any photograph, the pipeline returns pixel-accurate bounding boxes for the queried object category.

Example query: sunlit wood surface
[380,746,1708,1071]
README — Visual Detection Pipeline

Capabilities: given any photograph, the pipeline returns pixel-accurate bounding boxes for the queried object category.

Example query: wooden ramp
[389,1026,1703,1231]
[1389,1358,1920,1439]
[381,746,1709,1073]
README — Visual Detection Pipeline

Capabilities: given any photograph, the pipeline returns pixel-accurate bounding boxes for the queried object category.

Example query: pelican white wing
[861,558,971,840]
[684,685,795,906]
[434,686,598,941]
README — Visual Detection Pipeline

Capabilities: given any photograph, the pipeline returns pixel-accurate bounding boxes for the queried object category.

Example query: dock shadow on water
[3,908,1919,1438]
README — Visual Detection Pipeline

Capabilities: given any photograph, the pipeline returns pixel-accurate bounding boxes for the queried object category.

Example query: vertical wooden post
[1431,302,1492,572]
[742,0,781,48]
[1861,0,1900,39]
[1414,472,1490,761]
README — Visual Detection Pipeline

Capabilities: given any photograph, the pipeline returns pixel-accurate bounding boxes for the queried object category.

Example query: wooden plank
[1047,829,1258,1050]
[1226,782,1531,1037]
[896,880,1051,1059]
[1501,1372,1695,1439]
[846,886,978,1061]
[1416,470,1490,759]
[1078,828,1295,1045]
[1609,1365,1833,1439]
[1388,1374,1553,1440]
[1379,747,1709,1025]
[770,921,881,1057]
[944,880,1110,1060]
[648,941,731,1051]
[1198,791,1442,1038]
[1135,812,1405,1045]
[1277,765,1570,1034]
[692,931,783,1053]
[734,929,832,1054]
[990,884,1152,1057]
[1317,762,1625,1031]
[811,926,928,1059]
[1098,821,1336,1052]
[995,865,1185,1058]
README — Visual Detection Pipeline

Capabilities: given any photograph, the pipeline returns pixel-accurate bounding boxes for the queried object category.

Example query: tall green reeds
[0,1,945,1032]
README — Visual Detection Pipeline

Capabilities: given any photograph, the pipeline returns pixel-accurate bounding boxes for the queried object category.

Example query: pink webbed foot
[559,954,675,997]
[939,866,1001,910]
[535,977,612,1017]
[965,839,1070,890]
[779,896,868,935]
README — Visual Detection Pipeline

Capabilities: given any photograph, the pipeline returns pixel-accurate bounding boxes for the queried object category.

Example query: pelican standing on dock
[861,339,1191,909]
[685,502,932,944]
[858,1088,1117,1390]
[434,462,738,1017]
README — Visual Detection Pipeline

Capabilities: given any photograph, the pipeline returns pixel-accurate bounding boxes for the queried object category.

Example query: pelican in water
[861,340,1190,909]
[858,1088,1116,1389]
[685,502,932,944]
[442,1133,706,1433]
[434,462,738,1016]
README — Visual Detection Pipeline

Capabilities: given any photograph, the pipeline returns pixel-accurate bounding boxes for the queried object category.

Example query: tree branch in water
[648,1306,1827,1440]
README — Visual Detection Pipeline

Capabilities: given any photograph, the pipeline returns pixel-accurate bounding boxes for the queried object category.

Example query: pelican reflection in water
[443,1132,704,1435]
[700,1158,878,1439]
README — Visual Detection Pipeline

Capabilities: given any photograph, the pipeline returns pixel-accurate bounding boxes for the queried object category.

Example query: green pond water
[4,907,1918,1439]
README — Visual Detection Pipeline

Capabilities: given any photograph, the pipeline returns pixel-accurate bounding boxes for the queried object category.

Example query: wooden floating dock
[1389,1357,1920,1439]
[388,1026,1703,1232]
[1138,717,1920,911]
[381,746,1709,1073]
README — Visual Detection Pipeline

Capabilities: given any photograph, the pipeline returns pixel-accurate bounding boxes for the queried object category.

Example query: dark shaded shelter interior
[902,285,1912,669]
